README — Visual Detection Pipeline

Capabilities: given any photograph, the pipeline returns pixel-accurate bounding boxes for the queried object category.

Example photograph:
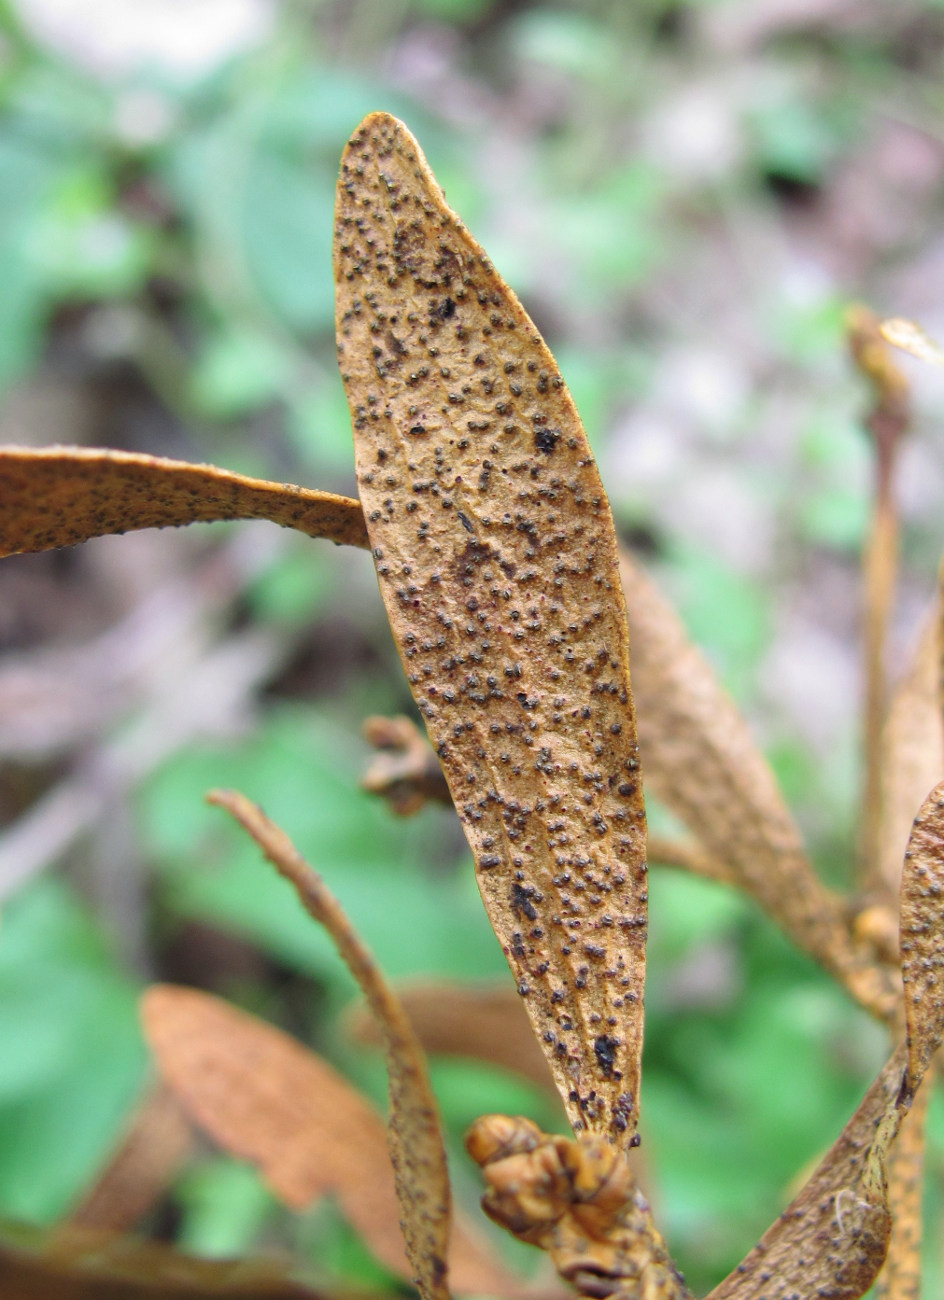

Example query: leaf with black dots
[334,112,648,1149]
[0,446,368,556]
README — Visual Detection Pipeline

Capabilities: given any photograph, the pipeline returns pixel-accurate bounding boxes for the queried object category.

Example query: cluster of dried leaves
[0,112,942,1299]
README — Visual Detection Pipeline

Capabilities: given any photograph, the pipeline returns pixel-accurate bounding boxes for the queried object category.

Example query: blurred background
[0,0,943,1293]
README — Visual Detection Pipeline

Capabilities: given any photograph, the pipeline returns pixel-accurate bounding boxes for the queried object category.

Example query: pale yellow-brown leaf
[142,984,510,1299]
[0,446,368,556]
[346,980,557,1096]
[880,318,944,368]
[205,791,458,1300]
[618,550,894,1020]
[335,111,648,1149]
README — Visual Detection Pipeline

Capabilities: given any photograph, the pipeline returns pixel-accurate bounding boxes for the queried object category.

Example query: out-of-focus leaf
[69,1085,194,1234]
[618,550,894,1020]
[466,1115,691,1299]
[0,1220,323,1298]
[336,111,648,1149]
[875,1078,929,1300]
[142,984,514,1299]
[879,610,943,899]
[0,447,368,556]
[346,981,555,1096]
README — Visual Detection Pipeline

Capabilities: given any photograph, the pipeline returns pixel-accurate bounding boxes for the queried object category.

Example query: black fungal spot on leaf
[594,1034,620,1078]
[534,428,561,455]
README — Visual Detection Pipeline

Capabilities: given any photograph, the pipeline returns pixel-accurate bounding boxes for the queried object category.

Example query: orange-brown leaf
[335,111,648,1149]
[0,446,368,556]
[141,985,510,1298]
[346,980,556,1096]
[618,549,894,1020]
[898,779,944,1093]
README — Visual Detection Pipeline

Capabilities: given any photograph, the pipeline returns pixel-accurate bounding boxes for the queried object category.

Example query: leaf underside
[0,446,368,556]
[334,110,648,1149]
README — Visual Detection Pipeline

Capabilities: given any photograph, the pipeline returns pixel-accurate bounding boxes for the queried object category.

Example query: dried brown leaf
[618,550,895,1019]
[69,1084,194,1233]
[142,984,510,1298]
[346,980,557,1096]
[899,779,944,1093]
[0,1220,324,1298]
[465,1115,692,1300]
[206,791,458,1300]
[361,715,452,816]
[879,610,944,901]
[0,446,368,556]
[875,1077,929,1300]
[335,111,648,1148]
[706,1046,905,1300]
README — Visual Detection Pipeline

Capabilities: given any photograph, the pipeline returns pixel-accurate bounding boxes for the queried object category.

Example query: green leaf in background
[174,1157,278,1259]
[0,878,147,1222]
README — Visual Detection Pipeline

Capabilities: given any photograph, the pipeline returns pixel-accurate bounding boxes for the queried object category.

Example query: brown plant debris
[142,984,511,1299]
[618,549,895,1021]
[361,715,452,815]
[0,446,368,556]
[335,110,648,1149]
[465,1114,691,1300]
[206,790,455,1300]
[0,1219,323,1298]
[346,979,557,1096]
[880,318,944,368]
[68,1084,195,1233]
[875,1078,930,1300]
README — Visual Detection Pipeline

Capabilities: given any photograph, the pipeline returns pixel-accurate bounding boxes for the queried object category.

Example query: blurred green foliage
[0,0,943,1295]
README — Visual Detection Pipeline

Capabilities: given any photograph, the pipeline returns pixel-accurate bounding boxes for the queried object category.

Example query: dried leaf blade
[335,111,648,1147]
[899,779,944,1093]
[0,446,368,556]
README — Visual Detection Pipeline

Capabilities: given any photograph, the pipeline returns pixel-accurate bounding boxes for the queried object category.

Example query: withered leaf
[618,550,895,1020]
[335,111,648,1148]
[875,1079,929,1300]
[898,778,944,1093]
[346,980,557,1096]
[142,984,512,1299]
[880,318,944,368]
[465,1115,692,1300]
[705,1047,906,1300]
[0,1219,322,1298]
[0,446,368,556]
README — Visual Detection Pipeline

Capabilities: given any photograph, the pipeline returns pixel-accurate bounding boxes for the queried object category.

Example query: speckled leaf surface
[0,446,368,555]
[898,779,944,1093]
[618,551,894,1020]
[875,1080,929,1300]
[334,112,648,1148]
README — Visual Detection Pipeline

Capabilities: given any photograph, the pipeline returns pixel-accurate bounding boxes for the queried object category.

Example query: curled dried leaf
[465,1115,691,1300]
[142,984,509,1298]
[335,111,648,1148]
[618,551,895,1020]
[0,446,368,556]
[346,980,557,1096]
[206,790,454,1300]
[361,715,452,815]
[898,779,944,1094]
